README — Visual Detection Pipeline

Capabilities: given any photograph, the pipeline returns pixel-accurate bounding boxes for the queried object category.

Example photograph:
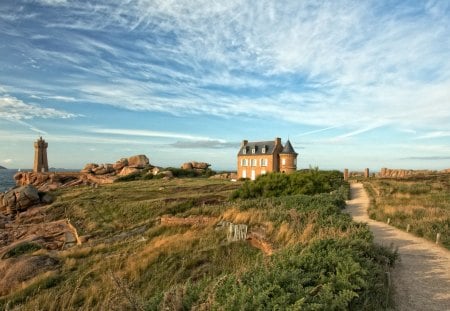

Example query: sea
[0,169,20,192]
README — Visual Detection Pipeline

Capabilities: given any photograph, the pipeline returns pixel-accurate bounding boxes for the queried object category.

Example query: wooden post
[387,218,390,225]
[344,169,349,181]
[406,224,410,233]
[436,233,441,244]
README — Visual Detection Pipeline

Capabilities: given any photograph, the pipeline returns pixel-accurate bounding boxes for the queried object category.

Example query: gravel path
[345,183,450,311]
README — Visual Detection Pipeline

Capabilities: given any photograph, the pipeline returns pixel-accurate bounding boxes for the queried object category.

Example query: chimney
[241,140,248,147]
[275,137,281,146]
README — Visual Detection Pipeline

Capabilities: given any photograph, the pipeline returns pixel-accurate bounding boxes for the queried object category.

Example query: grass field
[1,174,396,310]
[364,174,450,249]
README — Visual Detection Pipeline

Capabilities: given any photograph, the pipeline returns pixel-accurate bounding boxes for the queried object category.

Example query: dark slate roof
[238,140,277,156]
[280,140,297,155]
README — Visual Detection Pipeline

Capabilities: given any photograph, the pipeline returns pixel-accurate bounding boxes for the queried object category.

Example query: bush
[232,168,348,199]
[213,238,396,310]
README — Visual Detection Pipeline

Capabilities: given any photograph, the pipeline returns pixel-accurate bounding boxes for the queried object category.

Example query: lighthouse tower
[279,140,298,174]
[33,137,49,173]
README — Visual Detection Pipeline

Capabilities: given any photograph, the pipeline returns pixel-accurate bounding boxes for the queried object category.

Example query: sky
[0,0,450,171]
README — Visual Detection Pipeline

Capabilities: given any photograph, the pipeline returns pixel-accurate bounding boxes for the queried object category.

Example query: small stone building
[237,137,298,180]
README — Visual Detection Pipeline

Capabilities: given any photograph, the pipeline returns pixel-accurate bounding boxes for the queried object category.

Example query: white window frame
[251,148,256,154]
[251,159,257,167]
[260,158,268,167]
[261,170,266,175]
[282,158,286,165]
[262,147,266,154]
[243,148,247,154]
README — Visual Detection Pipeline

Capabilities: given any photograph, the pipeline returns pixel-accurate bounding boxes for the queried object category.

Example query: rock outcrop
[181,161,211,171]
[14,154,153,191]
[0,185,41,215]
[379,168,450,178]
[128,155,149,168]
[210,172,237,180]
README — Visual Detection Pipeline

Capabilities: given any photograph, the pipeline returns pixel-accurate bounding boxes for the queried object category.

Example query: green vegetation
[2,242,42,259]
[115,167,216,182]
[232,168,349,199]
[1,174,396,310]
[365,175,450,249]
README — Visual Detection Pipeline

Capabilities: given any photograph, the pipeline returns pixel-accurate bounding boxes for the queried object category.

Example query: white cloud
[2,0,450,137]
[0,95,77,120]
[416,131,450,140]
[2,159,12,164]
[89,128,225,142]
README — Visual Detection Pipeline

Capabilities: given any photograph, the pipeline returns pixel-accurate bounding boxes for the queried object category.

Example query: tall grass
[1,177,395,310]
[365,176,450,249]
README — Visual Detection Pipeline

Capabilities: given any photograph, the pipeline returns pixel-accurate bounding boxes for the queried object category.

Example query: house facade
[237,137,298,180]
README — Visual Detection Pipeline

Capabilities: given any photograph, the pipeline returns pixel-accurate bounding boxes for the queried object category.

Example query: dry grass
[365,175,450,249]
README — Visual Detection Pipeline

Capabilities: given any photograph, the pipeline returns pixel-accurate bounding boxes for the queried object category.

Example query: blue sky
[1,0,449,171]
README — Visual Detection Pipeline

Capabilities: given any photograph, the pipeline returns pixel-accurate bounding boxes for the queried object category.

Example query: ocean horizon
[0,169,20,192]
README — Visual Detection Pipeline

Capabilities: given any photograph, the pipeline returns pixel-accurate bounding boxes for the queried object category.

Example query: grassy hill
[1,171,396,310]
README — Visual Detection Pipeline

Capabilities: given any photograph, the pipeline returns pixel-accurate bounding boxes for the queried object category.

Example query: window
[260,158,268,167]
[251,148,256,154]
[243,148,247,154]
[242,170,247,178]
[241,159,248,166]
[251,159,257,167]
[294,159,297,165]
[262,146,266,154]
[282,158,286,165]
[261,170,266,175]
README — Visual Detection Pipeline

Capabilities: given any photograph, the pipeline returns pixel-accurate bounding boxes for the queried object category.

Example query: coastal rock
[81,163,98,173]
[118,167,140,176]
[181,162,193,170]
[113,158,128,171]
[128,155,149,168]
[151,167,161,175]
[378,168,440,178]
[1,185,40,215]
[92,164,114,175]
[181,161,211,170]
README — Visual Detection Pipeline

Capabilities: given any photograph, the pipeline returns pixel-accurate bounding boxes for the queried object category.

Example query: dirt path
[345,183,450,311]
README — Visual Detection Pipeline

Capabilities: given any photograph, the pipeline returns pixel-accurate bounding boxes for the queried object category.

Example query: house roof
[280,139,297,155]
[238,140,277,156]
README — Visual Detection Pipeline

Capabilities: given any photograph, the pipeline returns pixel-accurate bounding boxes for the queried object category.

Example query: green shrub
[232,168,348,199]
[213,239,396,310]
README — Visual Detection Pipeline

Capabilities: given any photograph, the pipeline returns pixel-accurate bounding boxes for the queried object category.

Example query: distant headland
[0,166,7,170]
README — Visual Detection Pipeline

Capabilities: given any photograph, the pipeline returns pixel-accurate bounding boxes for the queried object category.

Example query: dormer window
[251,147,256,154]
[262,146,266,154]
[243,148,247,154]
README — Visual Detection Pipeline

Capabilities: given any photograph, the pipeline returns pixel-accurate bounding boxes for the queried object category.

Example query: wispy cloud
[1,0,449,134]
[0,95,77,121]
[2,159,12,164]
[400,156,450,161]
[416,131,450,139]
[89,128,224,142]
[170,140,237,149]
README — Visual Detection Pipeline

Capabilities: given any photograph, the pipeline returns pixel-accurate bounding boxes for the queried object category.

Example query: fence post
[406,224,410,233]
[387,218,390,225]
[436,233,441,245]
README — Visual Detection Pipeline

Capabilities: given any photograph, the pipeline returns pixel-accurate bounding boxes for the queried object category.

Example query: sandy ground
[345,183,450,311]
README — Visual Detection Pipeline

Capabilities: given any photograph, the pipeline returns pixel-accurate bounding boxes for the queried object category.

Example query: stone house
[237,137,298,180]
